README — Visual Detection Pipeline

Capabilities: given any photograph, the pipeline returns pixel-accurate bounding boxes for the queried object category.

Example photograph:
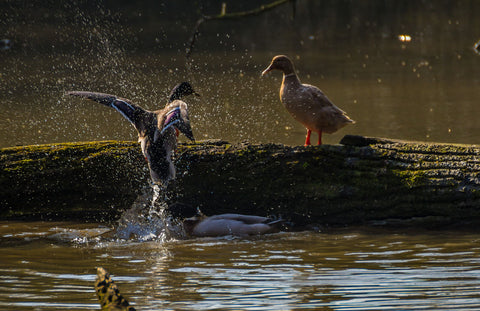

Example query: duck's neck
[168,92,181,103]
[280,73,301,101]
[282,72,301,87]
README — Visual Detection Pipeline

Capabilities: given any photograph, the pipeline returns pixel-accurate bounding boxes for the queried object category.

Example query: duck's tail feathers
[264,218,286,228]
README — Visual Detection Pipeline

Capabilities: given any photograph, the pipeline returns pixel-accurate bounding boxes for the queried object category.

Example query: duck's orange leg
[304,129,312,146]
[317,131,323,145]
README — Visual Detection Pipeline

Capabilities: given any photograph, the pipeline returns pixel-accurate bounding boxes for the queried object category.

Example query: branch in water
[186,0,296,60]
[95,267,136,311]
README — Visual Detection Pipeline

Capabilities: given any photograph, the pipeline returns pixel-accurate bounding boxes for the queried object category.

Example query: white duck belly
[191,214,272,237]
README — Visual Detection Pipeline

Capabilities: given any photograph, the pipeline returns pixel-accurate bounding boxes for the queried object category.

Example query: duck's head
[167,203,205,234]
[0,39,12,51]
[168,82,200,102]
[167,202,200,219]
[262,55,295,76]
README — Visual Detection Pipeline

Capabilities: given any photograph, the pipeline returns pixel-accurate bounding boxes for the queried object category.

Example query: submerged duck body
[262,55,354,146]
[167,203,283,237]
[66,85,197,186]
[187,214,283,237]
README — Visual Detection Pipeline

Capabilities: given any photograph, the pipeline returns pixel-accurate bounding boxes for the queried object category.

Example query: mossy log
[0,141,148,220]
[1,135,479,228]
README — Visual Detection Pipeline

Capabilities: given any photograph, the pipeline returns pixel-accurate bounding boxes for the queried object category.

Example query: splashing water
[114,184,187,242]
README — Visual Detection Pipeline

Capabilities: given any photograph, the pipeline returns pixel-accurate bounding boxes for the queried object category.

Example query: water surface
[1,221,480,310]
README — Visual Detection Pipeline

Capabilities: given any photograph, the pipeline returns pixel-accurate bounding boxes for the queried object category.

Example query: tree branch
[185,0,296,60]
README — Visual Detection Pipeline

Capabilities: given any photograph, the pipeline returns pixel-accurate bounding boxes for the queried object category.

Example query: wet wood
[1,135,479,228]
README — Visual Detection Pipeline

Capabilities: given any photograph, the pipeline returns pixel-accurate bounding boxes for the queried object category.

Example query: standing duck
[262,55,354,146]
[66,84,197,186]
[167,203,284,237]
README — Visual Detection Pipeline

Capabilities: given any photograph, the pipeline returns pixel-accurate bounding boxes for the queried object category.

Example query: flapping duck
[262,55,354,146]
[66,82,198,186]
[168,203,284,237]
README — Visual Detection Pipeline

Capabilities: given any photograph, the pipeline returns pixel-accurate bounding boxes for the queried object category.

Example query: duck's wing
[301,84,341,110]
[302,84,355,123]
[66,91,149,131]
[159,100,195,141]
[264,218,285,226]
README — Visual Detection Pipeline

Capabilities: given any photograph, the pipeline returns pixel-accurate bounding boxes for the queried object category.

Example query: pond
[1,1,480,310]
[1,222,480,310]
[1,1,479,148]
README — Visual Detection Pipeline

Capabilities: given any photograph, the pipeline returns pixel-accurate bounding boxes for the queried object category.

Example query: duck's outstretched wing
[66,91,147,128]
[94,267,136,311]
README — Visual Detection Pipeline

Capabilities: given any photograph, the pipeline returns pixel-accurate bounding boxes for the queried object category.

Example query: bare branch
[186,0,296,60]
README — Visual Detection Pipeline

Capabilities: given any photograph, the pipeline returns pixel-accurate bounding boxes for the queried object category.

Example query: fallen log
[1,136,479,228]
[0,141,148,221]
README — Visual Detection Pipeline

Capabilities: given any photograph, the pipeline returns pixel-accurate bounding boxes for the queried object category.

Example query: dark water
[1,1,479,148]
[1,222,480,310]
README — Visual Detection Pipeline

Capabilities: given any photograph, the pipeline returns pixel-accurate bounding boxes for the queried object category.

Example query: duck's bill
[193,91,201,97]
[261,66,273,76]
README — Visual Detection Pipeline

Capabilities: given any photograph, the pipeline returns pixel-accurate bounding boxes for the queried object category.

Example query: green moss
[0,140,146,221]
[391,169,427,188]
[2,137,479,227]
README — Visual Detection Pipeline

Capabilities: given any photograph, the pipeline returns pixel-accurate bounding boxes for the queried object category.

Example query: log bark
[1,136,479,228]
[0,141,148,221]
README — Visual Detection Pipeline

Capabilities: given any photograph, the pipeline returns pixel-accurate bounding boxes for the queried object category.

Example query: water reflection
[1,222,480,310]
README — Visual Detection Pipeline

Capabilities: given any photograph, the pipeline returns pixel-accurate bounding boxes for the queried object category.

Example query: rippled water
[1,221,480,310]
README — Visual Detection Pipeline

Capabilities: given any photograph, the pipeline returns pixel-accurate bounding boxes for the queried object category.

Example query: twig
[185,0,296,60]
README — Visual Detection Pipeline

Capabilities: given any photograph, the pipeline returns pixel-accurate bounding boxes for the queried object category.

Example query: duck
[167,203,284,237]
[66,83,198,186]
[262,55,354,146]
